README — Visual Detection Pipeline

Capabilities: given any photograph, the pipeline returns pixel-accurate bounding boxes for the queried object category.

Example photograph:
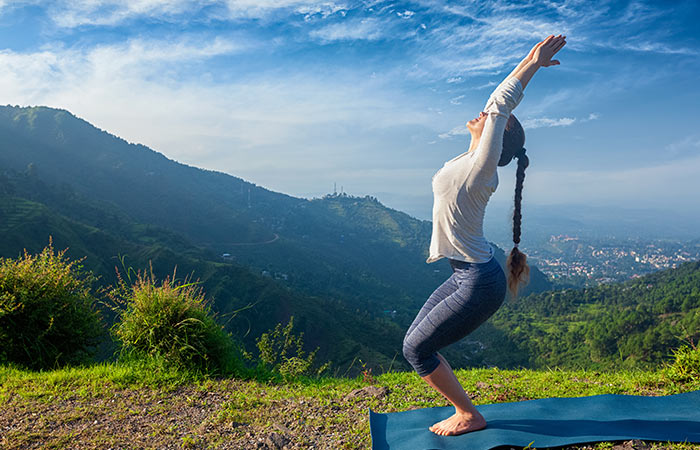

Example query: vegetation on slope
[467,261,700,371]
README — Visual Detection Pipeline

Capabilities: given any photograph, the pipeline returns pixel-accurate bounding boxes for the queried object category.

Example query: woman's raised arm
[467,35,566,188]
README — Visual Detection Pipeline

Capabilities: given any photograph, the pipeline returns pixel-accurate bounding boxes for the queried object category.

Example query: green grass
[2,360,700,449]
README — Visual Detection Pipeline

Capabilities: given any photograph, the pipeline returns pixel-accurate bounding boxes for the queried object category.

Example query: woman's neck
[468,136,480,153]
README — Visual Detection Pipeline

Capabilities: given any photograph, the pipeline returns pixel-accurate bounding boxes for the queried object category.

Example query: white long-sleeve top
[427,76,524,264]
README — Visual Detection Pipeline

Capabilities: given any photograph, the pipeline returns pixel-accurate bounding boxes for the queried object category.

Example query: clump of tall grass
[107,265,244,378]
[0,240,104,370]
[664,342,700,383]
[254,315,330,382]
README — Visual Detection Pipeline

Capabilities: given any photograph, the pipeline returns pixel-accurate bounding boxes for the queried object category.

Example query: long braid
[506,148,531,299]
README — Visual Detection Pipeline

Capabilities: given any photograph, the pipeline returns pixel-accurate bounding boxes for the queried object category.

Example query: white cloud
[522,117,576,129]
[449,95,465,105]
[522,112,598,129]
[49,0,205,27]
[22,0,349,27]
[310,17,385,41]
[474,80,497,90]
[438,124,468,140]
[223,0,348,20]
[619,41,698,56]
[664,135,700,158]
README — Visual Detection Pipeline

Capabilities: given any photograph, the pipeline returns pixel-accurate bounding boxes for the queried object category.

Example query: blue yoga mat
[369,390,700,450]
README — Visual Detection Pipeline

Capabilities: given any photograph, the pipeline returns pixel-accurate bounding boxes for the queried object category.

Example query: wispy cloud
[522,112,598,129]
[310,17,385,41]
[473,80,497,90]
[522,116,576,129]
[449,95,465,105]
[18,0,350,27]
[438,124,468,140]
[224,0,348,20]
[665,135,700,158]
[48,0,204,27]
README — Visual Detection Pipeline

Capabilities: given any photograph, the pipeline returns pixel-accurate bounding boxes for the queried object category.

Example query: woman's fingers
[552,38,566,53]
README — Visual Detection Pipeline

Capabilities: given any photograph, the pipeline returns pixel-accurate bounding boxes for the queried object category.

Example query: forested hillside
[0,170,406,375]
[464,260,700,370]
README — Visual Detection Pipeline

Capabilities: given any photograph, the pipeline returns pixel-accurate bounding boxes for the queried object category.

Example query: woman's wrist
[525,58,541,69]
[513,60,540,90]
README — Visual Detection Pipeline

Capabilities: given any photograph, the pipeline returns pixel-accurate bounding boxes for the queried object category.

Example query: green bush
[0,241,104,370]
[255,315,330,381]
[664,343,700,383]
[108,267,244,378]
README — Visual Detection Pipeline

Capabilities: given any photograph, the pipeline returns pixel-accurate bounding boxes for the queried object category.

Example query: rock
[344,386,390,400]
[273,422,293,434]
[612,440,652,450]
[265,432,290,449]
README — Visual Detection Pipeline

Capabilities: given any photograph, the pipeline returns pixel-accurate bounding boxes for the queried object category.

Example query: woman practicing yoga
[402,34,567,436]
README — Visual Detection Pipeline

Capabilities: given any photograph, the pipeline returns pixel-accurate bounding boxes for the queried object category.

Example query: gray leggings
[403,256,507,376]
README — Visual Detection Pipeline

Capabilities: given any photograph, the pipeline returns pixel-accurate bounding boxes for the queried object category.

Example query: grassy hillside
[2,360,699,449]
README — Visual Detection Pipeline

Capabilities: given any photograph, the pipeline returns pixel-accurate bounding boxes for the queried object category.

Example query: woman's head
[499,114,525,166]
[466,111,487,136]
[501,114,530,299]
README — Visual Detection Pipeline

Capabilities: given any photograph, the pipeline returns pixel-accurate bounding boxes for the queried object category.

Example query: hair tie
[515,147,527,159]
[513,242,519,248]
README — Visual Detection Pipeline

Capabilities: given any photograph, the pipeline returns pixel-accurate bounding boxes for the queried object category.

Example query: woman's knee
[402,336,440,376]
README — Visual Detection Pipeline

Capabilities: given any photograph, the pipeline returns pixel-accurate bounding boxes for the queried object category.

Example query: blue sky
[1,0,699,221]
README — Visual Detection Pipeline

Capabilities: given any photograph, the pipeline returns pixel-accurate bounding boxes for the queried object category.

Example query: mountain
[0,105,554,373]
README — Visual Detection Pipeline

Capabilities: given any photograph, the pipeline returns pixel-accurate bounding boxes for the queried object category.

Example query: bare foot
[429,411,487,436]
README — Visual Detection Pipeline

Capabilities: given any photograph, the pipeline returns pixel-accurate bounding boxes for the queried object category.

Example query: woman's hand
[511,34,566,90]
[529,34,566,67]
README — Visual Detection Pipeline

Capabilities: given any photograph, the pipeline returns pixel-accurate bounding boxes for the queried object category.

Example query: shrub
[108,266,244,378]
[0,241,104,370]
[255,315,330,381]
[664,343,700,383]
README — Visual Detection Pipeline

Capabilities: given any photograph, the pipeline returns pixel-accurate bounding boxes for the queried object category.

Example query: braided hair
[499,115,530,299]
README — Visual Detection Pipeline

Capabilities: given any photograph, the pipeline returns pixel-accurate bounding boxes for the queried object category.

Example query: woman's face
[466,111,487,137]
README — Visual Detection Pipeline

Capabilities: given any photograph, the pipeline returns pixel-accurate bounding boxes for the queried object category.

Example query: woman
[402,35,567,436]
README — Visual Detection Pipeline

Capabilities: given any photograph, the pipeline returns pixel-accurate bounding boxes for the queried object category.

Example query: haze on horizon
[1,0,699,222]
